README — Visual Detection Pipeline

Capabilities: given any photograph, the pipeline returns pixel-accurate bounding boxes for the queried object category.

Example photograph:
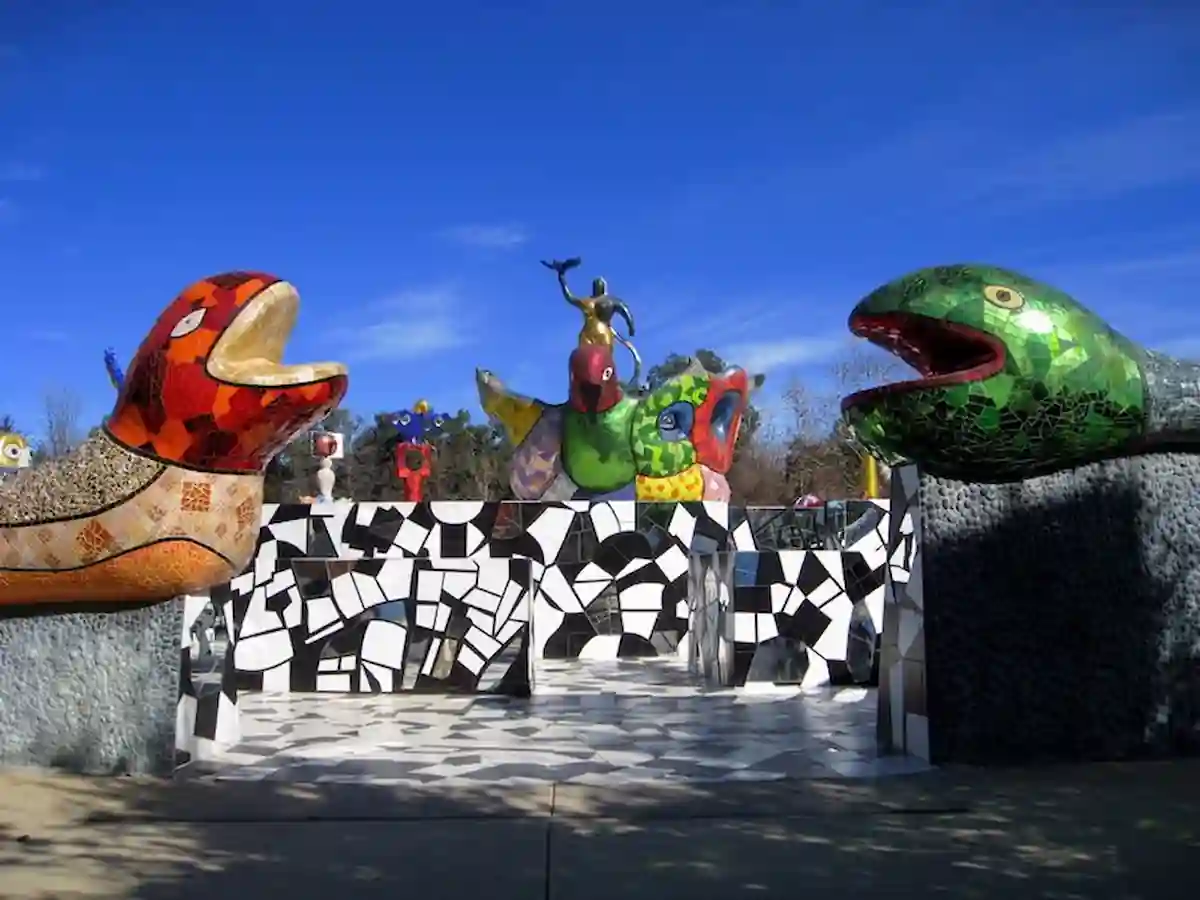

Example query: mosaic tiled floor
[187,658,930,784]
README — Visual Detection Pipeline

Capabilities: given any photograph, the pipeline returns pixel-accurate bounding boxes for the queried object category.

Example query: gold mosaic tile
[76,520,115,563]
[236,496,256,528]
[180,480,213,513]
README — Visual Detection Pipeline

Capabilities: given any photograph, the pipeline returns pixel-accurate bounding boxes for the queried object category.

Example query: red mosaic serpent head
[106,272,349,473]
[691,367,766,474]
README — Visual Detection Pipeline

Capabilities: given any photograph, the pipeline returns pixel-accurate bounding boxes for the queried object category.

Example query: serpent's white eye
[170,308,207,338]
[983,285,1025,310]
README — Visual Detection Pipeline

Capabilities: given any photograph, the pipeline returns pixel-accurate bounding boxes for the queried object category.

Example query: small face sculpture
[0,432,31,469]
[392,400,448,445]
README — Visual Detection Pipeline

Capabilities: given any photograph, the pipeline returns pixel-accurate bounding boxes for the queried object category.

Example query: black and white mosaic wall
[174,498,914,755]
[177,593,239,763]
[730,548,888,689]
[685,553,734,689]
[227,555,534,697]
[875,466,927,761]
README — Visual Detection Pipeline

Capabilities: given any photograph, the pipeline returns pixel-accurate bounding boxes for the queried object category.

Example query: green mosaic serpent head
[839,264,1197,483]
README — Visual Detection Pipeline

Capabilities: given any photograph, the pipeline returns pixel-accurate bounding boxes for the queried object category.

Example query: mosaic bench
[177,498,915,763]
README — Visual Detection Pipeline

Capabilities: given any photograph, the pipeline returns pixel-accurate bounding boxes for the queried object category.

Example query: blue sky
[2,1,1200,441]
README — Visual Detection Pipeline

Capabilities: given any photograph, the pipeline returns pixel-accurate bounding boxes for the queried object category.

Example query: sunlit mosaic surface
[185,658,930,784]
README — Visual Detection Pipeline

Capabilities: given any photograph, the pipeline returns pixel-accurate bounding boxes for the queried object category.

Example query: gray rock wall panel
[921,454,1200,763]
[0,599,182,775]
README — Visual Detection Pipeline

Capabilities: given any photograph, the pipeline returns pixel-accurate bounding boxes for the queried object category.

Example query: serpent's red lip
[841,311,1006,410]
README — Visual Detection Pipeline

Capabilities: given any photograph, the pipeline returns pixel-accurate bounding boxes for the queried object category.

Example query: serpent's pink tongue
[700,466,730,501]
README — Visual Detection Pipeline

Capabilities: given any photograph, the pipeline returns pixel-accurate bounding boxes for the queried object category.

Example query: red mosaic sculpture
[394,442,434,502]
[107,272,347,472]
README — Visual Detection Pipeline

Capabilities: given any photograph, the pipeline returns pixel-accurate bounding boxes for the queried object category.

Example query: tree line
[6,348,896,505]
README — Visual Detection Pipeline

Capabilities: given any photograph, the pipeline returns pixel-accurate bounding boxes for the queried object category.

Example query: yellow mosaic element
[482,393,540,446]
[477,370,545,447]
[0,467,262,606]
[635,465,705,501]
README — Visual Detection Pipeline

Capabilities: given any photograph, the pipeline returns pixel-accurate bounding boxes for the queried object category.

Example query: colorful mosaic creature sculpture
[0,272,348,607]
[477,257,764,502]
[389,400,448,502]
[840,263,1191,483]
[478,357,764,502]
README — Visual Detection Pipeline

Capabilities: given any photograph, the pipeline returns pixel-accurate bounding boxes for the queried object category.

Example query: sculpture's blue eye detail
[393,409,426,443]
[657,401,695,442]
[709,391,740,442]
[392,404,449,445]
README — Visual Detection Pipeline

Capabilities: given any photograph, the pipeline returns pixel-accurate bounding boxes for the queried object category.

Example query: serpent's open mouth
[841,311,1006,410]
[208,281,347,387]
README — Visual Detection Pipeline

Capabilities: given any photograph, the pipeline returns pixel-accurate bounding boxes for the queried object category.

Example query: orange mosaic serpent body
[0,272,348,608]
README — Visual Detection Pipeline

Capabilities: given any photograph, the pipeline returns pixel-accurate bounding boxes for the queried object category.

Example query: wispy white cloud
[675,109,1200,229]
[0,162,44,182]
[336,285,472,361]
[1088,251,1200,276]
[633,283,845,345]
[819,111,1200,218]
[720,334,849,374]
[1038,249,1200,294]
[24,329,72,343]
[438,223,529,251]
[636,290,853,373]
[961,112,1200,207]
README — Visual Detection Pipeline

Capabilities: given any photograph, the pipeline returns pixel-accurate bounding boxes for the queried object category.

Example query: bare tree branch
[42,389,83,460]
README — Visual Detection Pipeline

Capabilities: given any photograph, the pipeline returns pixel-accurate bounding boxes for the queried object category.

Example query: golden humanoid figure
[542,258,643,388]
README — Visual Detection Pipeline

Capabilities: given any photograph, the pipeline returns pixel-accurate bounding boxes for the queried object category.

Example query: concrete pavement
[2,762,1198,899]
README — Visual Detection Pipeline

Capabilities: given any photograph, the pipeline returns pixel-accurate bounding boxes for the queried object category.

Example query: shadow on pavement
[2,761,1198,899]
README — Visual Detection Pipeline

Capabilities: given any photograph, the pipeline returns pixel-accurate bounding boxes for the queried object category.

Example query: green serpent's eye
[983,284,1025,310]
[657,401,694,442]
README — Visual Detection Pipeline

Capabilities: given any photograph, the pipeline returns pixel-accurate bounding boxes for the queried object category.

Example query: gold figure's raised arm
[541,258,588,310]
